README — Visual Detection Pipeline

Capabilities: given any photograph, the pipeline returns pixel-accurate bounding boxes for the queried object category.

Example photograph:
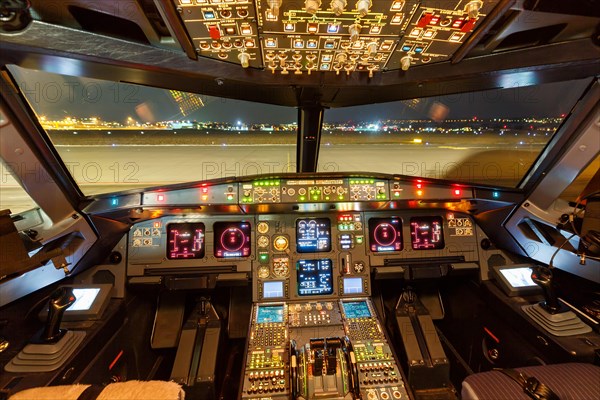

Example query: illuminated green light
[259,253,269,263]
[300,196,305,201]
[325,196,330,200]
[312,196,318,200]
[356,236,364,244]
[338,195,344,199]
[227,194,234,201]
[394,192,400,197]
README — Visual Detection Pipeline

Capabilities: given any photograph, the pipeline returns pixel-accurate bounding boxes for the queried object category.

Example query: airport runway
[2,143,541,213]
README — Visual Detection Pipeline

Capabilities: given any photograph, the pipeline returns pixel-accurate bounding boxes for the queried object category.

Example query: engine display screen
[499,267,537,288]
[369,217,403,252]
[410,217,445,250]
[297,259,333,296]
[69,288,101,311]
[256,305,284,324]
[167,223,206,259]
[342,301,371,319]
[214,221,251,258]
[296,218,331,253]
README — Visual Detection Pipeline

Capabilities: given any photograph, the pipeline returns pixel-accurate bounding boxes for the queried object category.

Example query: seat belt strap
[499,369,560,400]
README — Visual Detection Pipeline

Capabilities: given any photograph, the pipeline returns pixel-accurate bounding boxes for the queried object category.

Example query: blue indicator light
[307,41,317,48]
[415,46,423,53]
[492,191,500,198]
[204,11,215,19]
[327,24,339,33]
[325,42,334,49]
[321,63,330,70]
[402,45,411,51]
[111,198,119,206]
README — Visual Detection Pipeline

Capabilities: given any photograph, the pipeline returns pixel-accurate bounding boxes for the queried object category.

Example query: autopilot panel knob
[43,287,76,342]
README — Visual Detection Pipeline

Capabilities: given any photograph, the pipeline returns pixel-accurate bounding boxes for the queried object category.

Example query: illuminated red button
[209,25,221,40]
[417,13,433,27]
[461,18,477,32]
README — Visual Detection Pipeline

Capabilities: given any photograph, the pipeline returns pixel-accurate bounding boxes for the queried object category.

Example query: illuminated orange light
[202,195,209,201]
[416,190,423,196]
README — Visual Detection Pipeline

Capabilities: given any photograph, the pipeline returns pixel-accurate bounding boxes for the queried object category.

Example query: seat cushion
[9,380,184,400]
[462,363,600,400]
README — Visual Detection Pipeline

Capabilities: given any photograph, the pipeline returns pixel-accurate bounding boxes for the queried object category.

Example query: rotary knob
[330,0,346,15]
[349,24,361,42]
[305,0,321,14]
[366,42,377,57]
[355,0,371,17]
[267,0,283,16]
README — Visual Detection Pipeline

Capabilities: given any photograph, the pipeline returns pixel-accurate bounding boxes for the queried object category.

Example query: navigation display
[297,259,333,296]
[167,223,206,259]
[296,218,331,253]
[263,281,284,298]
[369,217,403,252]
[342,301,371,319]
[410,217,445,250]
[214,221,251,258]
[256,305,284,324]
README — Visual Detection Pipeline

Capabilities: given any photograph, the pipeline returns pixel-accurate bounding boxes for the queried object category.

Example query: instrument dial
[257,221,269,234]
[272,257,290,277]
[257,235,270,248]
[354,261,365,273]
[257,265,270,279]
[273,235,289,251]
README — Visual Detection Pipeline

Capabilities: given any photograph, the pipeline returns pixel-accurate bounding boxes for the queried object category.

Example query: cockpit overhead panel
[174,0,500,75]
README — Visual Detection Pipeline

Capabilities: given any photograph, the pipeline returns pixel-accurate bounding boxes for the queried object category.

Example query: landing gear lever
[530,266,561,314]
[42,287,76,342]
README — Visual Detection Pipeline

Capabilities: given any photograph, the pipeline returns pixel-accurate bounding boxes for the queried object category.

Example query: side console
[241,299,409,400]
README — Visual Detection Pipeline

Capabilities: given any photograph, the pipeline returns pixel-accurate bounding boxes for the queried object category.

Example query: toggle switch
[330,0,346,16]
[238,52,250,68]
[305,0,321,14]
[355,0,371,17]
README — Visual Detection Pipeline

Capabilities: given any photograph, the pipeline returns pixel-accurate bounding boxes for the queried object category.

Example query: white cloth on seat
[9,380,185,400]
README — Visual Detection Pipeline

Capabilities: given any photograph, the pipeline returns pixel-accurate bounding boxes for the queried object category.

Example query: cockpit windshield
[7,65,591,195]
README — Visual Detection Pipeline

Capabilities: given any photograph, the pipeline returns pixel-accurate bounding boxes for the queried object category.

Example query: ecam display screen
[296,218,331,253]
[257,305,284,323]
[342,301,371,319]
[297,259,333,296]
[410,217,445,250]
[369,217,402,252]
[167,223,206,259]
[214,221,251,258]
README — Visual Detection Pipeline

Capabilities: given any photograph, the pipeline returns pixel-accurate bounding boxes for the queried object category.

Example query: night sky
[9,66,591,124]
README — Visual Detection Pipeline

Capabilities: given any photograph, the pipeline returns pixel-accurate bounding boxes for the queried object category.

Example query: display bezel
[295,217,332,253]
[409,216,445,250]
[263,281,285,298]
[166,222,206,259]
[296,258,334,296]
[491,265,542,297]
[256,304,285,324]
[368,217,403,253]
[342,277,364,295]
[213,221,252,258]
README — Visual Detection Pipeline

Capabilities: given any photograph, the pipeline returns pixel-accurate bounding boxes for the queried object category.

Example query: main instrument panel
[127,209,479,301]
[174,0,500,75]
